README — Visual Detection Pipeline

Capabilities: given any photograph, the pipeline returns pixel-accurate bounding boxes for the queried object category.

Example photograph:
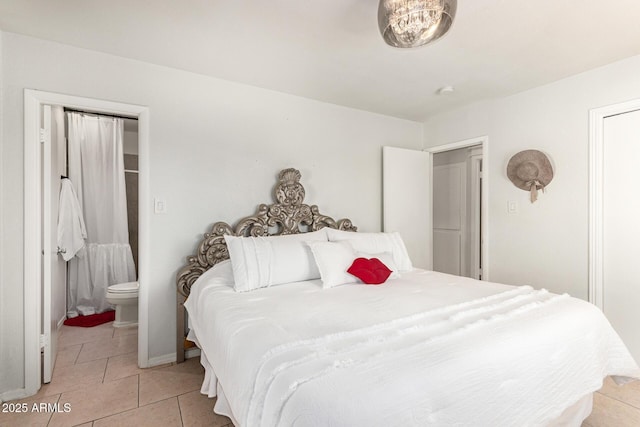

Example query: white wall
[0,32,422,395]
[424,53,640,299]
[0,31,8,396]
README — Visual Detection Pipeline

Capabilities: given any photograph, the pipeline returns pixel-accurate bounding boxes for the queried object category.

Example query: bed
[176,168,639,427]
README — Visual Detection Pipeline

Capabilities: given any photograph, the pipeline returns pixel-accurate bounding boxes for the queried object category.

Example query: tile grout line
[88,396,179,426]
[597,390,640,412]
[73,343,83,365]
[102,357,109,383]
[45,393,62,426]
[177,394,185,427]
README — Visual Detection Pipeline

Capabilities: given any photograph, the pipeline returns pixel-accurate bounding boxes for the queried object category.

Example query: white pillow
[307,241,358,289]
[354,251,401,279]
[326,229,413,272]
[224,229,328,292]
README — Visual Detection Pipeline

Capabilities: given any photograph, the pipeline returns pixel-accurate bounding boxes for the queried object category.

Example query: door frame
[468,151,483,279]
[23,89,151,395]
[425,136,489,280]
[588,98,640,309]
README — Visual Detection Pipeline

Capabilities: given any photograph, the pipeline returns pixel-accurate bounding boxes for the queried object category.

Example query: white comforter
[185,261,639,427]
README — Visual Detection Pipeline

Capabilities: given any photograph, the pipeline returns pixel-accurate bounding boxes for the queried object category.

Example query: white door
[432,162,466,276]
[382,146,431,269]
[42,105,67,383]
[603,108,640,365]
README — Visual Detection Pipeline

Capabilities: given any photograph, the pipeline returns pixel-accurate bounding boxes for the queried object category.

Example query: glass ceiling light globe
[378,0,457,48]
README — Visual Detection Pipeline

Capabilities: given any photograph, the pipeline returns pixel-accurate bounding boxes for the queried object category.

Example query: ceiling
[2,0,640,122]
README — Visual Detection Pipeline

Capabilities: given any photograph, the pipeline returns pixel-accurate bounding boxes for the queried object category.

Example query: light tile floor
[2,321,639,426]
[0,322,232,427]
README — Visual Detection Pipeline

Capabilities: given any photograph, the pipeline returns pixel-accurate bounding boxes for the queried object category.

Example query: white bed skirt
[192,333,240,426]
[548,394,593,427]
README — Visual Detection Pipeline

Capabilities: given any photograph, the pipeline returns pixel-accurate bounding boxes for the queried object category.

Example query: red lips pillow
[347,257,392,285]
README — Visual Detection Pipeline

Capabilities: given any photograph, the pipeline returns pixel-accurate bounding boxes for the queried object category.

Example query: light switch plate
[507,200,518,214]
[154,198,167,214]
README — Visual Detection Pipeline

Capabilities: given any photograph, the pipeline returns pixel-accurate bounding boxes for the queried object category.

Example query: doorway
[381,136,488,278]
[63,109,138,320]
[23,90,150,396]
[432,145,483,279]
[427,136,488,280]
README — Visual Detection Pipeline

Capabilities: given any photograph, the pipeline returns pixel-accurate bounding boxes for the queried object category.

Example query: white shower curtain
[67,112,136,316]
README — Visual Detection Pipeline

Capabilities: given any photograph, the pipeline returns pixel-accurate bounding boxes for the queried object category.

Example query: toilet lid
[109,281,139,293]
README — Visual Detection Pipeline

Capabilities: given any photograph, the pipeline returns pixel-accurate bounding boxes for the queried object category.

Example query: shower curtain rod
[63,108,138,120]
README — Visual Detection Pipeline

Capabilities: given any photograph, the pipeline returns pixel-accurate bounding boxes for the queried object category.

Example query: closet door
[432,162,466,276]
[603,108,640,364]
[382,146,431,269]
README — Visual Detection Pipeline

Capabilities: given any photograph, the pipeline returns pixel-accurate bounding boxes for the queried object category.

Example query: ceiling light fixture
[378,0,457,48]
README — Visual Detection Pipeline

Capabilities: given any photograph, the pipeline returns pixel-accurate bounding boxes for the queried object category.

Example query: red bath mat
[63,310,115,327]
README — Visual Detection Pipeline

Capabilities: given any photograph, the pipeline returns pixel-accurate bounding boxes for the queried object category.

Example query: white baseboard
[146,353,176,367]
[185,347,201,360]
[145,348,201,368]
[57,315,66,331]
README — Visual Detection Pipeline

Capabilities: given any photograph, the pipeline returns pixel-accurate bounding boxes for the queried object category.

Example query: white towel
[57,178,87,261]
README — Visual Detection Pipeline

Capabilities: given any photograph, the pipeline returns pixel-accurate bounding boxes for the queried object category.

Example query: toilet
[106,281,139,328]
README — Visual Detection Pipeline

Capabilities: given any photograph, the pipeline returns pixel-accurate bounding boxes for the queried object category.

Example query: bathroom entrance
[24,90,150,394]
[60,108,139,320]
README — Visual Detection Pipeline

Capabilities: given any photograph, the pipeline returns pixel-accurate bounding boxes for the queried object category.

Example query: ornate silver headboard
[176,168,357,298]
